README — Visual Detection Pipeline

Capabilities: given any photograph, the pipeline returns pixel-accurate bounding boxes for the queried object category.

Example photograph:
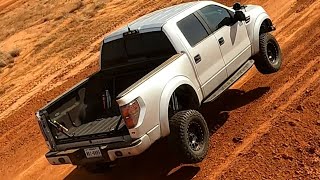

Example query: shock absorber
[102,89,112,111]
[102,93,106,111]
[171,92,179,113]
[105,90,112,109]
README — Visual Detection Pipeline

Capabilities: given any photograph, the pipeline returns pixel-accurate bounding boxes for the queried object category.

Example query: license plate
[84,147,102,158]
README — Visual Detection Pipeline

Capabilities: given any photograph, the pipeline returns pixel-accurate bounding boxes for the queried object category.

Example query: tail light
[120,99,140,129]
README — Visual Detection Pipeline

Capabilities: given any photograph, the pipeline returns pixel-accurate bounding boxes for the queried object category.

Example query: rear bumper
[46,134,151,165]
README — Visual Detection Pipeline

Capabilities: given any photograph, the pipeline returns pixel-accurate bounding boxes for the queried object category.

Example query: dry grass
[93,0,106,11]
[0,60,6,67]
[0,51,9,67]
[0,83,14,95]
[9,48,20,58]
[7,58,14,64]
[0,50,15,69]
[7,64,14,68]
[68,1,83,13]
[0,88,5,96]
[0,84,6,96]
[83,0,107,18]
[34,36,57,54]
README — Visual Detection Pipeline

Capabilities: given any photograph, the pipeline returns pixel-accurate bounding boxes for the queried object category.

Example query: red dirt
[0,0,319,179]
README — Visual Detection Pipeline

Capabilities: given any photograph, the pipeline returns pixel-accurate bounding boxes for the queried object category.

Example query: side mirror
[234,11,246,22]
[233,2,242,10]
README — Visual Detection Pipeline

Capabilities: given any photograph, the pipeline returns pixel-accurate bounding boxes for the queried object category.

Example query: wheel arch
[259,18,274,34]
[159,76,202,137]
[252,13,275,55]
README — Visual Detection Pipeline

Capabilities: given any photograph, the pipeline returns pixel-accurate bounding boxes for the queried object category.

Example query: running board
[203,60,254,103]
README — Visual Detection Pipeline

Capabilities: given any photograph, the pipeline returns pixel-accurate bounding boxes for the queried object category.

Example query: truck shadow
[64,87,270,180]
[200,87,270,135]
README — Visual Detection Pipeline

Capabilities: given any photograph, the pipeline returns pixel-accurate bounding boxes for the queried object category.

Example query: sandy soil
[0,0,319,179]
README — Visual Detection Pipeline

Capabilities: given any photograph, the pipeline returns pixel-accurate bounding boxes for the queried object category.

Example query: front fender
[158,76,202,137]
[252,13,271,55]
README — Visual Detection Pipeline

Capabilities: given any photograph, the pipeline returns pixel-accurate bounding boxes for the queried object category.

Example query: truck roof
[103,1,201,43]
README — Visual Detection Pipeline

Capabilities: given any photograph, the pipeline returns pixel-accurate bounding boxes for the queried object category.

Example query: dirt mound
[0,0,319,179]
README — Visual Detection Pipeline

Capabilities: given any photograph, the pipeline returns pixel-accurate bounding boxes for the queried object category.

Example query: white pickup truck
[36,1,282,169]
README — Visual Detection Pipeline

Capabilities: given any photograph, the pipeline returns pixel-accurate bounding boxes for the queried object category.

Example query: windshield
[100,31,176,69]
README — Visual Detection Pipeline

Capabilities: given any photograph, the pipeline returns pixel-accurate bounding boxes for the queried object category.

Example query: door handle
[218,37,225,46]
[194,54,201,64]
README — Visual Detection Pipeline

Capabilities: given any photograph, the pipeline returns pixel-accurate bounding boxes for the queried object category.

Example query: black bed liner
[57,116,124,139]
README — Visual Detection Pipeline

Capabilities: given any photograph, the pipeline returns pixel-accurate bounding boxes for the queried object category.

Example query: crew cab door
[177,13,227,97]
[198,5,251,76]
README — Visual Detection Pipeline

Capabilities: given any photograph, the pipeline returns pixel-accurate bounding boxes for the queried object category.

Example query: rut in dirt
[0,0,319,179]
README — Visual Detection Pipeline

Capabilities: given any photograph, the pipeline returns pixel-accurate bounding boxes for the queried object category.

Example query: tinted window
[177,14,209,47]
[199,5,232,32]
[101,31,176,69]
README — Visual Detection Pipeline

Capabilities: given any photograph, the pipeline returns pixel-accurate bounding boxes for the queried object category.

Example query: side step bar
[203,59,254,103]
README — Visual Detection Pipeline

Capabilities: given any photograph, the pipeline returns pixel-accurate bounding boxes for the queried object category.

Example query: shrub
[0,88,5,96]
[0,50,15,68]
[68,1,83,13]
[0,60,6,67]
[7,58,14,64]
[0,51,8,67]
[9,48,20,58]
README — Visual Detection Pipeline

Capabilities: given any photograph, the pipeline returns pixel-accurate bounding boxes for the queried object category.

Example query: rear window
[101,31,176,69]
[177,14,209,47]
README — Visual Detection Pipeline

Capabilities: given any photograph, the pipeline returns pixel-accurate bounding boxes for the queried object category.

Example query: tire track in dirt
[59,1,320,179]
[0,0,140,116]
[0,0,19,12]
[235,0,319,91]
[15,156,74,180]
[251,6,320,89]
[210,59,320,179]
[1,0,319,179]
[0,0,165,123]
[0,63,98,178]
[0,1,197,177]
[0,0,192,121]
[265,59,318,104]
[196,0,320,177]
[218,69,320,179]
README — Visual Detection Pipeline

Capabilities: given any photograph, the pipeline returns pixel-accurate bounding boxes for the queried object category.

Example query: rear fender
[159,76,202,137]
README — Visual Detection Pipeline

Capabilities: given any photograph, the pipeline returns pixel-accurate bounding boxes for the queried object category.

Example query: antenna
[127,24,131,32]
[123,24,139,36]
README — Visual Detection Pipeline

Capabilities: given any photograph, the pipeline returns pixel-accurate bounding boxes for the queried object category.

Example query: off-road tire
[255,33,282,74]
[169,110,209,163]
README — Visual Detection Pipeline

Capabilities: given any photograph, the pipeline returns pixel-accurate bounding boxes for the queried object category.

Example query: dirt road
[0,0,319,179]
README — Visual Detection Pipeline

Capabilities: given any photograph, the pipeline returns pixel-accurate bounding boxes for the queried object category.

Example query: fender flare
[158,76,202,137]
[252,13,272,55]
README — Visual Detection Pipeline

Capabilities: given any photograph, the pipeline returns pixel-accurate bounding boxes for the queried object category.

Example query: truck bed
[57,116,124,139]
[41,54,175,146]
